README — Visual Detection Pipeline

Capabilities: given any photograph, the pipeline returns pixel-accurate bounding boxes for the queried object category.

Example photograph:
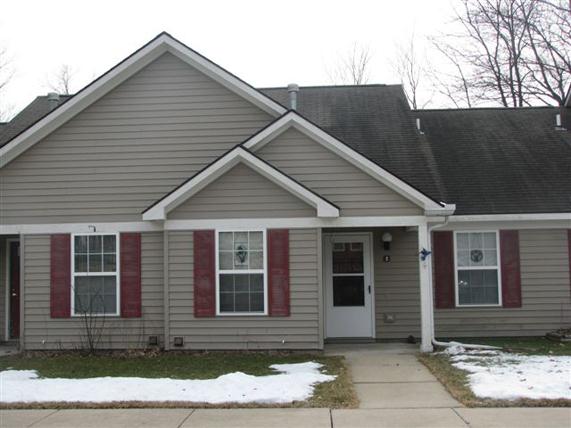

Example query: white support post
[418,223,434,352]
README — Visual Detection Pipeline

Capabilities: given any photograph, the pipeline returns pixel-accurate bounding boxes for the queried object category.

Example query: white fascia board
[0,221,164,235]
[0,33,285,168]
[0,215,428,235]
[165,216,427,230]
[142,147,340,220]
[449,213,571,222]
[243,112,449,213]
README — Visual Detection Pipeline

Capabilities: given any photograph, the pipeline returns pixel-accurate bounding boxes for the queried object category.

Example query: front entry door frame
[323,232,375,339]
[5,239,20,340]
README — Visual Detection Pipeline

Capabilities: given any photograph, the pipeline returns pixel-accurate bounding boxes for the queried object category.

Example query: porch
[321,226,433,351]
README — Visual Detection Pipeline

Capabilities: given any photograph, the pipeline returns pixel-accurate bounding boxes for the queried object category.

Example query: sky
[0,0,458,117]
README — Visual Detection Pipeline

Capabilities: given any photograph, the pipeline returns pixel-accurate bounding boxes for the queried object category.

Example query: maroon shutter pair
[193,229,290,317]
[433,230,522,309]
[50,233,141,318]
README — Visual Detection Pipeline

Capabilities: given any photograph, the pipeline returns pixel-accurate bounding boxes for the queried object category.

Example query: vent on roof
[47,92,60,102]
[287,83,299,110]
[416,118,424,134]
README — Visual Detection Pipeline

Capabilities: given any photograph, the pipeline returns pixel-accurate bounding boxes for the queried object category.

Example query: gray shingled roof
[0,95,72,146]
[415,107,571,215]
[1,86,569,215]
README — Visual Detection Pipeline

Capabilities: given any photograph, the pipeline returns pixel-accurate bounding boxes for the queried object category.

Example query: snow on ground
[443,346,571,400]
[0,362,335,404]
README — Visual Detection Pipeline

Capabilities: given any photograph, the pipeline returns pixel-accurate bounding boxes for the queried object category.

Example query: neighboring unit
[0,33,569,352]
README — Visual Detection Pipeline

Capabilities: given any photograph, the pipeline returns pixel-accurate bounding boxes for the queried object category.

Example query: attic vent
[556,113,562,127]
[287,83,299,110]
[47,92,60,102]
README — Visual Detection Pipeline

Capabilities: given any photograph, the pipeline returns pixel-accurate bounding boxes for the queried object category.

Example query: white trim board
[0,32,286,168]
[242,111,455,215]
[142,147,340,220]
[0,216,429,235]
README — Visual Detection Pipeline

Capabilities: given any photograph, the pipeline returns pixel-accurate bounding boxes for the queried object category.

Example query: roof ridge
[259,83,398,90]
[415,106,558,112]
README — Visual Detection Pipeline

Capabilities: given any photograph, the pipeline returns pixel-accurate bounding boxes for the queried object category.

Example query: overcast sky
[1,0,458,116]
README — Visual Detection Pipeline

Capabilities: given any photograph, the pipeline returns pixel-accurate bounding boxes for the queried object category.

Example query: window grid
[216,230,267,316]
[454,231,502,307]
[72,233,120,316]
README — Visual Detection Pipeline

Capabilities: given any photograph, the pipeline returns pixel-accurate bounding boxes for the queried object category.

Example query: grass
[0,350,357,409]
[449,337,571,356]
[419,337,571,408]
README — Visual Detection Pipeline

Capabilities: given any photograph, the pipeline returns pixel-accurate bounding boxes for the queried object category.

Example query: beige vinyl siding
[169,163,316,219]
[0,53,272,224]
[22,233,164,350]
[256,129,423,217]
[374,228,422,339]
[167,228,320,349]
[435,229,571,337]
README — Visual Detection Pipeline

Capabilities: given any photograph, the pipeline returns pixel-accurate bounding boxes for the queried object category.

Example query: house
[0,33,569,352]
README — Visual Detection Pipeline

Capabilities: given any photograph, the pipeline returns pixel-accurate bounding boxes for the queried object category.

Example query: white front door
[324,233,374,338]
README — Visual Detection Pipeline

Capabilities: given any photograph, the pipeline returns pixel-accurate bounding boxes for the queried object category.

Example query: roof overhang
[142,146,340,220]
[0,32,286,168]
[243,111,455,215]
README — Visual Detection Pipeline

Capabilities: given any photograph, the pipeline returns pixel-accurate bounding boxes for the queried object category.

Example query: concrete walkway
[2,407,570,428]
[1,344,570,427]
[324,342,460,409]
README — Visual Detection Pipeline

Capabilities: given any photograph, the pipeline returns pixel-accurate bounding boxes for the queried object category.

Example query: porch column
[418,222,434,352]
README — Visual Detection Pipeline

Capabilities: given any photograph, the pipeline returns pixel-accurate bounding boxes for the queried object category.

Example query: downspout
[427,216,501,351]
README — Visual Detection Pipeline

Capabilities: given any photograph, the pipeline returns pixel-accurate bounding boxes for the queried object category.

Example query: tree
[433,0,570,107]
[328,43,372,85]
[0,46,14,121]
[394,36,432,109]
[48,64,74,95]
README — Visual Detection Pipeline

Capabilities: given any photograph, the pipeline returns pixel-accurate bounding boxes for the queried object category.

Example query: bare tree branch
[48,64,75,95]
[431,0,570,107]
[393,35,433,109]
[328,43,372,85]
[0,46,14,121]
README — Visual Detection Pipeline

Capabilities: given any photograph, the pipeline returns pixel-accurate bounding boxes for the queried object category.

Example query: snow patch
[0,362,335,404]
[448,350,571,400]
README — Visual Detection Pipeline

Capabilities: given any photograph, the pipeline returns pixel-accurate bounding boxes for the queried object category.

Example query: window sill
[215,312,268,317]
[455,304,502,308]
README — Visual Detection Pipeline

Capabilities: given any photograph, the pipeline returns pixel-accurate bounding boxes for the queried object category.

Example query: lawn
[419,337,571,407]
[0,351,357,409]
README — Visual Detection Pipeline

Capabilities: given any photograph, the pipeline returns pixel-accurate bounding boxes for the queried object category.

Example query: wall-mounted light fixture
[382,232,393,251]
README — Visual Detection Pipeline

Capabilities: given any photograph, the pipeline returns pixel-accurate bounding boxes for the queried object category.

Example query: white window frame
[71,232,120,317]
[453,230,502,308]
[215,229,268,316]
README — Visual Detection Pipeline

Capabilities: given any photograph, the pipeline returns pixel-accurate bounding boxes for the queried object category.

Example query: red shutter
[194,230,216,317]
[568,230,571,294]
[500,230,522,308]
[268,229,290,316]
[120,233,142,317]
[567,229,571,290]
[433,231,455,309]
[50,234,71,318]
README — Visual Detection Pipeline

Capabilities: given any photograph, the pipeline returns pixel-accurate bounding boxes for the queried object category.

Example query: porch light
[382,232,393,251]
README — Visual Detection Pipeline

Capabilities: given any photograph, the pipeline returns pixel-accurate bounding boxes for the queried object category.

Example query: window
[217,231,266,314]
[455,231,501,306]
[72,234,119,315]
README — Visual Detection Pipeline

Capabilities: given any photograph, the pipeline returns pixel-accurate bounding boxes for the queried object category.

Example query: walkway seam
[27,409,60,428]
[176,409,195,428]
[452,408,472,427]
[329,408,334,428]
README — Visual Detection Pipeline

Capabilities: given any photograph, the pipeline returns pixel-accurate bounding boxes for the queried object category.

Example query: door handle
[368,285,371,294]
